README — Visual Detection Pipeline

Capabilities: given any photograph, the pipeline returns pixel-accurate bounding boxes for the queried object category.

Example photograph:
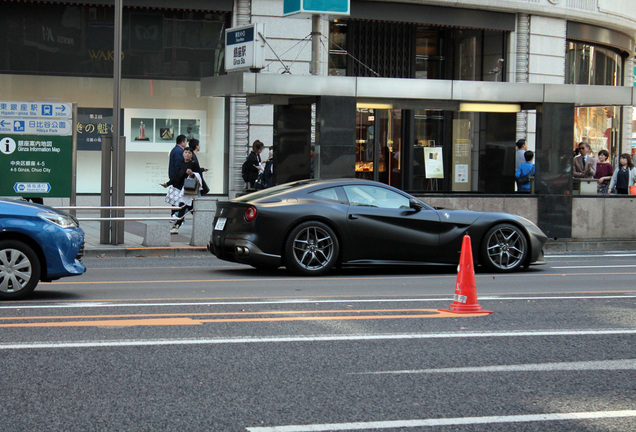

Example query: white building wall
[528,16,567,84]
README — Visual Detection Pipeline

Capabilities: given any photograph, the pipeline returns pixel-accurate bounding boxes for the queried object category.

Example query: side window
[343,185,410,209]
[310,187,344,202]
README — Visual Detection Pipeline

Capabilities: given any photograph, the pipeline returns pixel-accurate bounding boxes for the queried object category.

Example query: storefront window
[412,110,446,191]
[566,41,623,86]
[415,28,444,80]
[1,3,228,80]
[574,106,620,163]
[329,21,507,82]
[355,107,402,188]
[329,20,348,76]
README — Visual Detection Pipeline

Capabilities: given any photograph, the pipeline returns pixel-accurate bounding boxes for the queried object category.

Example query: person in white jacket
[608,153,636,195]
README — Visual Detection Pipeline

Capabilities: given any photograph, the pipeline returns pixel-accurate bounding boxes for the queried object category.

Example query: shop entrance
[355,107,402,188]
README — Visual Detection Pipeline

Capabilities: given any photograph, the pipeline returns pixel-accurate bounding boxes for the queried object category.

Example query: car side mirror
[409,198,424,212]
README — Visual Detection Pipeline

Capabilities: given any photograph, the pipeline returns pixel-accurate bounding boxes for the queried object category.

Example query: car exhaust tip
[235,246,250,257]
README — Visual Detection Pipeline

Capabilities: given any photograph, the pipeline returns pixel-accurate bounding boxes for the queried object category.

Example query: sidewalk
[82,219,209,258]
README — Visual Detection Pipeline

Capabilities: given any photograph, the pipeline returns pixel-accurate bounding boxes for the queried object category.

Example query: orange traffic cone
[439,234,492,314]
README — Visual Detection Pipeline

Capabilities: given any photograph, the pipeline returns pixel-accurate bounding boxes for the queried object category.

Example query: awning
[201,73,636,108]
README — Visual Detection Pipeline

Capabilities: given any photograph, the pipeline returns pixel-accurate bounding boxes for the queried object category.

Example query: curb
[544,240,636,253]
[84,246,209,258]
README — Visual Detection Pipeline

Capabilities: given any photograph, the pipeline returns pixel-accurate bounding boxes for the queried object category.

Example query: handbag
[630,185,636,195]
[183,176,200,195]
[165,186,182,206]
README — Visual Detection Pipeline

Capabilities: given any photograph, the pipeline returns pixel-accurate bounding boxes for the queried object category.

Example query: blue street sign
[13,182,52,193]
[13,120,25,132]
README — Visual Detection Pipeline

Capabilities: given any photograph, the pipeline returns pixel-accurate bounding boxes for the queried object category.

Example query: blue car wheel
[0,240,42,300]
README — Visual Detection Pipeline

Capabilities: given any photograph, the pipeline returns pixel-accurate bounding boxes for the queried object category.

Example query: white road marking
[551,265,636,269]
[358,359,636,375]
[546,253,636,258]
[1,328,635,350]
[1,295,635,310]
[245,410,636,431]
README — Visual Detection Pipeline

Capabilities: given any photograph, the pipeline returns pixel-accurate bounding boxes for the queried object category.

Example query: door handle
[348,214,359,220]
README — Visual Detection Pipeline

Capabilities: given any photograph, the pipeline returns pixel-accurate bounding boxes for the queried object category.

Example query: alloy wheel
[483,224,527,272]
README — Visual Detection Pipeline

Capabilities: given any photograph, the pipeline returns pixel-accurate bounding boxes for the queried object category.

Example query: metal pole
[310,15,320,75]
[70,103,78,216]
[111,0,123,245]
[115,137,126,244]
[100,136,112,244]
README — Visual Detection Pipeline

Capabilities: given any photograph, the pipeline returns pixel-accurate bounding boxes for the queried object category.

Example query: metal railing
[54,205,185,245]
[54,205,183,221]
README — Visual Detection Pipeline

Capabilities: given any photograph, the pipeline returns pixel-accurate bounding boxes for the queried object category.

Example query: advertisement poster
[455,163,469,183]
[77,107,118,151]
[124,108,205,153]
[424,147,443,179]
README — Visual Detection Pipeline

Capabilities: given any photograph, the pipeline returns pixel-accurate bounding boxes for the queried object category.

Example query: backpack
[516,166,534,185]
[241,159,250,182]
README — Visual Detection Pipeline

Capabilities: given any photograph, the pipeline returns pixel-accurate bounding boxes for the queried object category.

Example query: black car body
[208,179,547,275]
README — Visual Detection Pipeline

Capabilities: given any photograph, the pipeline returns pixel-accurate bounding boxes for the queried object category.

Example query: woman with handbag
[162,147,202,234]
[188,138,210,195]
[608,153,636,195]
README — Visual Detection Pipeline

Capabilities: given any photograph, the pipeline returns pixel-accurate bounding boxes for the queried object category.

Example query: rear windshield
[233,180,313,202]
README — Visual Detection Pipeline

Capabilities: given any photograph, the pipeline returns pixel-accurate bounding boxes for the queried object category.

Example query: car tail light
[245,206,257,222]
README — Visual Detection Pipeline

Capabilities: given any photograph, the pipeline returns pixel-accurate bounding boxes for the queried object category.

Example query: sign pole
[111,0,124,244]
[70,103,78,214]
[100,136,112,244]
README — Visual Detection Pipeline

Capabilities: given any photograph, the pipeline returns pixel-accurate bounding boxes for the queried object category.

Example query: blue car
[0,199,86,300]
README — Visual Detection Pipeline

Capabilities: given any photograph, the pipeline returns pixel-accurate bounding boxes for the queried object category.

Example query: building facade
[1,0,635,240]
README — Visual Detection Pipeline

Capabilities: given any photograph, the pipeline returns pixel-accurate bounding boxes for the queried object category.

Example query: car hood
[438,208,536,227]
[0,198,70,218]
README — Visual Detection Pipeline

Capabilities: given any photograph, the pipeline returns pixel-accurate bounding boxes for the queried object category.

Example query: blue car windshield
[234,180,314,202]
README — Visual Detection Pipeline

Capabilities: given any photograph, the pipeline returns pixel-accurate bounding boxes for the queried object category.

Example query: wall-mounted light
[459,103,521,113]
[356,103,393,110]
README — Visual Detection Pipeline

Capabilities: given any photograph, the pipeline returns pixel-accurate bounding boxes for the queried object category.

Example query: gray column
[316,96,356,179]
[536,103,574,240]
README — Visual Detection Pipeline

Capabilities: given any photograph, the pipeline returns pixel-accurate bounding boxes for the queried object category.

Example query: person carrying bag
[161,147,202,234]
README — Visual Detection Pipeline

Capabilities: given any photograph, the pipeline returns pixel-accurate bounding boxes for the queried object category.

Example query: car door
[342,185,440,262]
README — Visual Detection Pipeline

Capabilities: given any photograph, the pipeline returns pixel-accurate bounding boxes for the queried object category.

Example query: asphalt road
[0,253,635,431]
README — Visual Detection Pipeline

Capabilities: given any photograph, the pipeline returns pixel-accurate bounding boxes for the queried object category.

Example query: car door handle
[348,214,359,220]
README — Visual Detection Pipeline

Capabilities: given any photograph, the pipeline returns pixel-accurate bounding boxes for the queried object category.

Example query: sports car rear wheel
[481,224,528,272]
[0,240,41,300]
[285,221,339,276]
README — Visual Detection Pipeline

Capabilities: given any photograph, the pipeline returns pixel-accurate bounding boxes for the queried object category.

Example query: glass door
[355,107,402,188]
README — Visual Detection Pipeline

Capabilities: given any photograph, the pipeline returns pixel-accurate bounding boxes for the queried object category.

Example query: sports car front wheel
[285,221,339,276]
[0,240,41,300]
[480,224,528,272]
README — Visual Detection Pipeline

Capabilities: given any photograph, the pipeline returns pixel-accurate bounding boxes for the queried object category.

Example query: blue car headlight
[38,212,78,229]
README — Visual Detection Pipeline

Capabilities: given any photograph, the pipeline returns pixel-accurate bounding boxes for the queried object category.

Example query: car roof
[234,178,427,204]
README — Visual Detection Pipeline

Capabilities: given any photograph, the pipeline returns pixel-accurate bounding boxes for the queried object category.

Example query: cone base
[438,304,493,314]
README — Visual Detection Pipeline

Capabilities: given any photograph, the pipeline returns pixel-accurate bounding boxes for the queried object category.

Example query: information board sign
[225,24,265,73]
[0,100,74,198]
[284,0,350,17]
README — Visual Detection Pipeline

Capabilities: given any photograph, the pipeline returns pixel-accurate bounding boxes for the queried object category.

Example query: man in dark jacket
[168,134,188,182]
